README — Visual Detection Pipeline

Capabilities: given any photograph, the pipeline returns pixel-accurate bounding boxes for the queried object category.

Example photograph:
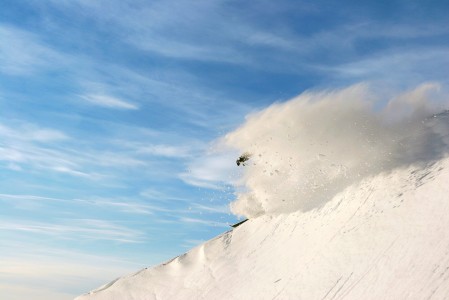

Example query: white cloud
[80,94,139,110]
[6,163,22,171]
[0,218,144,243]
[0,123,68,142]
[136,144,191,158]
[35,1,292,66]
[179,217,229,228]
[0,122,105,179]
[52,166,102,180]
[191,203,230,214]
[0,147,25,163]
[325,47,449,85]
[0,143,93,179]
[0,193,66,202]
[78,151,146,168]
[0,25,66,75]
[0,120,156,181]
[179,148,240,190]
[77,198,155,215]
[139,188,189,202]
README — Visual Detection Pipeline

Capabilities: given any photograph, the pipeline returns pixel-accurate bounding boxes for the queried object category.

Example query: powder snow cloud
[223,83,449,218]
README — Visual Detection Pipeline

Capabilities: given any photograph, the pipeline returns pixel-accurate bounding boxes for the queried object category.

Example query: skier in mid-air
[236,152,251,166]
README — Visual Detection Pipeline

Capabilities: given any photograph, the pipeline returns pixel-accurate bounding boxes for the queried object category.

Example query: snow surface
[76,156,449,300]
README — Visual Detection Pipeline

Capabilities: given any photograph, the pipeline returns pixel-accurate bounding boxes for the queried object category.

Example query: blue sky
[1,0,448,299]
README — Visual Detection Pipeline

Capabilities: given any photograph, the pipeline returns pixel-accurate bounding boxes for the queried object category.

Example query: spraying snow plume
[225,83,449,218]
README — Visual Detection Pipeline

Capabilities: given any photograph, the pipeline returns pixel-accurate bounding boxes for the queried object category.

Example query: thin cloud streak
[0,219,144,243]
[41,0,449,77]
[1,21,252,134]
[139,188,190,203]
[0,25,65,75]
[76,198,155,215]
[191,203,230,214]
[326,47,449,84]
[0,123,69,142]
[0,193,67,203]
[0,120,166,182]
[179,217,229,228]
[179,147,240,190]
[80,94,139,110]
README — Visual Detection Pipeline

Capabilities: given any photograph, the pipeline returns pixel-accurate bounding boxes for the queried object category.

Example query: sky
[0,1,448,299]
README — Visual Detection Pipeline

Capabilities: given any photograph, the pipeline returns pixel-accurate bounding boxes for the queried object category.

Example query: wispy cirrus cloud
[325,47,449,86]
[0,116,224,187]
[39,0,449,80]
[1,18,252,133]
[76,198,155,215]
[80,94,139,110]
[51,166,104,180]
[0,193,178,217]
[0,120,155,181]
[139,188,190,203]
[0,193,67,203]
[0,144,103,179]
[179,217,229,228]
[179,146,239,190]
[108,138,200,159]
[0,25,65,75]
[0,123,68,142]
[190,203,230,214]
[0,125,70,173]
[135,144,191,158]
[0,218,144,243]
[0,121,94,178]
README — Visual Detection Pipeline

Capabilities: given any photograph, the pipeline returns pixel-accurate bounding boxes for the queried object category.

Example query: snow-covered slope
[76,156,449,300]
